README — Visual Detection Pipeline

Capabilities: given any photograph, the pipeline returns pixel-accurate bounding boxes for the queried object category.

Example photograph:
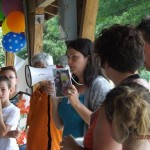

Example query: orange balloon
[6,11,25,33]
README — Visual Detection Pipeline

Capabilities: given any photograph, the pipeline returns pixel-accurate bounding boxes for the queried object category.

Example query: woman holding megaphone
[51,38,111,145]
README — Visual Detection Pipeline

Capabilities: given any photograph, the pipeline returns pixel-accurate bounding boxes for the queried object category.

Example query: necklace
[71,77,84,86]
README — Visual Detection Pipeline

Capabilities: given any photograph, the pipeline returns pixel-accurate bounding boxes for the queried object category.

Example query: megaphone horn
[25,65,56,87]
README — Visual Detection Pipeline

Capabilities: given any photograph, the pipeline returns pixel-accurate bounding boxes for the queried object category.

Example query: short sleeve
[5,105,20,129]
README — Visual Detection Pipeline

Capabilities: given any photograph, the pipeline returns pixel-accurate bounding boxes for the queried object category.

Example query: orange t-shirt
[27,87,62,150]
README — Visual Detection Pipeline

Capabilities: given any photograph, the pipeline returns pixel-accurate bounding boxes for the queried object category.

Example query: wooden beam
[50,0,58,7]
[44,4,58,15]
[35,7,45,14]
[79,0,99,41]
[25,0,45,91]
[44,13,55,20]
[77,0,84,36]
[24,0,36,64]
[24,0,45,64]
[27,0,55,13]
[34,15,44,55]
[36,0,55,8]
[34,7,44,56]
[5,52,14,66]
[26,0,36,13]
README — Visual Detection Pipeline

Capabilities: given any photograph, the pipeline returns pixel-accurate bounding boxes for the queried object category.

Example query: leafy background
[0,0,150,80]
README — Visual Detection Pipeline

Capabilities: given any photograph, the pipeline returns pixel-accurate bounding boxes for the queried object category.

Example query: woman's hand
[60,135,84,150]
[65,85,80,106]
[39,80,55,95]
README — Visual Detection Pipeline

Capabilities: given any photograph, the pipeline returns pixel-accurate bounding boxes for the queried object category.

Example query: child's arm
[0,102,12,137]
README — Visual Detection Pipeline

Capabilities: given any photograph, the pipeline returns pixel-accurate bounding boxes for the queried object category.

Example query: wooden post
[33,7,45,56]
[24,0,45,64]
[24,0,36,65]
[79,0,99,41]
[5,52,14,66]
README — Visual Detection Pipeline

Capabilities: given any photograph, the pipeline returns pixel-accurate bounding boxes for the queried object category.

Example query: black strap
[47,95,51,150]
[120,74,140,84]
[10,91,31,101]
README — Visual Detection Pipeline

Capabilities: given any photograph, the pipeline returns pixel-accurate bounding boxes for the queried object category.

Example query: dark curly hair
[94,24,144,73]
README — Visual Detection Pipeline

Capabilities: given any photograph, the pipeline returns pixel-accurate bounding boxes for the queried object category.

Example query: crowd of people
[0,16,150,150]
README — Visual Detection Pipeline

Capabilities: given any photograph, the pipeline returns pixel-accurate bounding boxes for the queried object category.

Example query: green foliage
[0,30,5,67]
[43,17,66,64]
[0,47,5,67]
[16,46,28,60]
[96,0,150,36]
[139,67,150,82]
[42,0,150,66]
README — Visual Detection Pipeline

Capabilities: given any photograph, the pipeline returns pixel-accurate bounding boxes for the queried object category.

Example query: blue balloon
[2,32,26,53]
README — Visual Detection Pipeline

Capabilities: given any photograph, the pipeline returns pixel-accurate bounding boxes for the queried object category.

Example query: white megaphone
[25,65,56,87]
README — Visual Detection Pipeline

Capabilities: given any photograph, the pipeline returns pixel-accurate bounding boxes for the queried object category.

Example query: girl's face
[67,48,89,77]
[0,81,11,103]
[0,70,18,91]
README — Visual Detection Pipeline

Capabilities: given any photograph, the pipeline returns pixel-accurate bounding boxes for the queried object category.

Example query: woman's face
[67,48,89,77]
[0,70,18,91]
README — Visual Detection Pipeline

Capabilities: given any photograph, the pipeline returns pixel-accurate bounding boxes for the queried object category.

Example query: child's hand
[6,130,20,138]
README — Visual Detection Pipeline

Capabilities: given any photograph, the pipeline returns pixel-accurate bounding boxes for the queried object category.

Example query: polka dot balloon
[2,32,26,53]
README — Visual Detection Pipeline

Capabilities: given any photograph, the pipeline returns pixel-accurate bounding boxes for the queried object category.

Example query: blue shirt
[58,95,84,138]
